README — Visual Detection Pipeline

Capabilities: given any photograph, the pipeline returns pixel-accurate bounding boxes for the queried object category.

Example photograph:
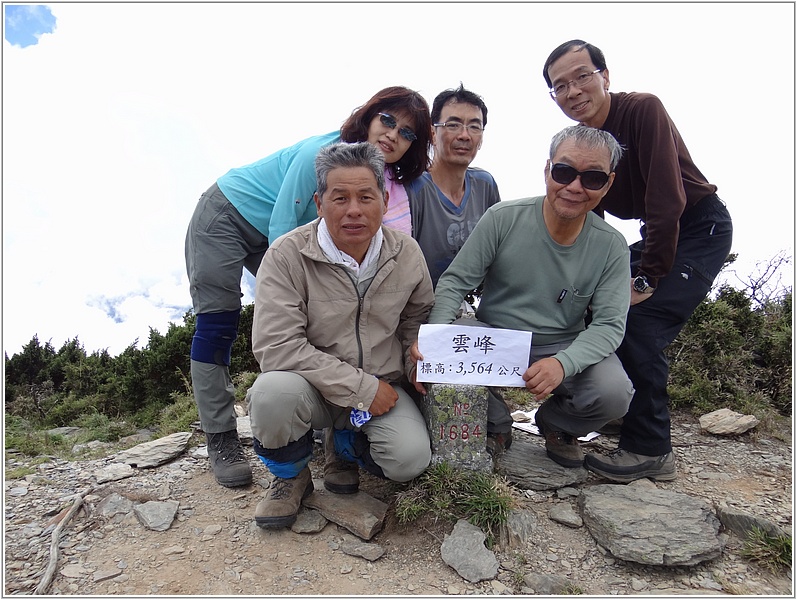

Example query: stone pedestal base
[419,383,492,473]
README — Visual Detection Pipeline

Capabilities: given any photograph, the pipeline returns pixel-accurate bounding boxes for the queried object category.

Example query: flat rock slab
[303,479,387,540]
[291,508,328,534]
[341,540,385,561]
[497,435,588,490]
[716,505,789,539]
[441,519,499,583]
[133,500,179,532]
[94,463,136,483]
[115,432,192,468]
[699,408,758,435]
[579,484,722,566]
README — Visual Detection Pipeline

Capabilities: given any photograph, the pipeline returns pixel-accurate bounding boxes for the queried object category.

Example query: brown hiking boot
[254,467,314,529]
[206,430,253,487]
[597,417,624,436]
[585,449,677,483]
[534,404,584,468]
[486,430,513,458]
[323,428,359,494]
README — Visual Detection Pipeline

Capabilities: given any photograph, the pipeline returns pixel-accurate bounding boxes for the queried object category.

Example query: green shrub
[73,411,135,443]
[233,371,259,403]
[156,392,199,437]
[5,419,71,457]
[43,393,111,428]
[667,285,792,417]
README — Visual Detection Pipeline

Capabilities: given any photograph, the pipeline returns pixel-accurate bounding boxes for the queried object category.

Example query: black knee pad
[191,310,240,366]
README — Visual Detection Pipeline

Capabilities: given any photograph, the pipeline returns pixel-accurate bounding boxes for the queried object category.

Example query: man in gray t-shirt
[407,84,501,287]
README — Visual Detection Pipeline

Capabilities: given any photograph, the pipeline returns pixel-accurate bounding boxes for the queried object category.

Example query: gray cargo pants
[248,371,432,482]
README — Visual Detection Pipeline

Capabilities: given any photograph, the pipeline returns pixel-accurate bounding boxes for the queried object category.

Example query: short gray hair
[549,126,624,171]
[315,142,385,198]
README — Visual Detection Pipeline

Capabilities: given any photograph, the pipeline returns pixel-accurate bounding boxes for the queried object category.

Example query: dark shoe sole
[323,480,359,494]
[584,455,677,483]
[546,449,585,469]
[596,422,623,436]
[215,472,253,488]
[255,480,315,529]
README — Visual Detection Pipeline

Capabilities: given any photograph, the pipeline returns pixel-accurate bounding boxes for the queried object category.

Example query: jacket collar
[300,218,404,266]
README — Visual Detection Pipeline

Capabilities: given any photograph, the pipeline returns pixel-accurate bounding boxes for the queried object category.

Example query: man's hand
[522,357,565,400]
[409,342,427,395]
[630,289,654,306]
[368,379,399,416]
[630,277,655,306]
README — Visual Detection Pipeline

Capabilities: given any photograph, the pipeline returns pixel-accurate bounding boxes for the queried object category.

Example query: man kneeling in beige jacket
[247,142,434,529]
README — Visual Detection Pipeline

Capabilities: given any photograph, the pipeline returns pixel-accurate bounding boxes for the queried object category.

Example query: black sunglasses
[378,113,417,142]
[550,163,610,190]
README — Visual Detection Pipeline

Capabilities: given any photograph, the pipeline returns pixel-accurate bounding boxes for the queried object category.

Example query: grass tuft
[395,461,515,545]
[741,526,792,573]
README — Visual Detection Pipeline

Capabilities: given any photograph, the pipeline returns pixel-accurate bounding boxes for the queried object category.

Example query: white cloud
[3,2,794,358]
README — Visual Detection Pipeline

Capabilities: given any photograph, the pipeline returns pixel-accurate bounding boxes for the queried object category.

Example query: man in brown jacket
[247,142,434,529]
[543,40,733,482]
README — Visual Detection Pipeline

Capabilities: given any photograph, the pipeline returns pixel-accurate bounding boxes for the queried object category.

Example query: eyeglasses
[378,113,417,142]
[549,162,611,190]
[433,121,484,136]
[549,69,603,98]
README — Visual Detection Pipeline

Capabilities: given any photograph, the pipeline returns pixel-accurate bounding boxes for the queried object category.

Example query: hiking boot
[206,430,253,487]
[597,417,623,436]
[486,430,513,458]
[534,405,584,468]
[585,449,677,483]
[254,467,314,529]
[323,427,360,494]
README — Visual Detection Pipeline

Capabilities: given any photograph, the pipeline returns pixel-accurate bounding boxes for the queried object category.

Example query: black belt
[680,193,724,224]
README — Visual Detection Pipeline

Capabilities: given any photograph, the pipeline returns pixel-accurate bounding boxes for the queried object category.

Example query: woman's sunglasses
[378,113,417,142]
[550,162,610,190]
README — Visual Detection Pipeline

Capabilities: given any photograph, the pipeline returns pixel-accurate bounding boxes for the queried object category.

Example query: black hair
[543,40,608,88]
[430,83,488,127]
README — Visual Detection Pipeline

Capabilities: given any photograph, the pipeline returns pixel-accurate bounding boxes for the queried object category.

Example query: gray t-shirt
[407,168,501,286]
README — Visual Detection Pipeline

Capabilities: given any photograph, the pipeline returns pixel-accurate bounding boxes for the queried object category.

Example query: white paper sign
[416,323,532,387]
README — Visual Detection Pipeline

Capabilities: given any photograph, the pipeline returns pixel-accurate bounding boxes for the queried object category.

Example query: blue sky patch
[5,5,56,48]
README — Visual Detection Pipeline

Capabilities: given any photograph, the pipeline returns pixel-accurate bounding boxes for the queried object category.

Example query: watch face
[633,276,648,292]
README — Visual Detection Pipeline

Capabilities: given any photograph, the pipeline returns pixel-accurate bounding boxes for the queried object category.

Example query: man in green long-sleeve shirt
[426,126,634,468]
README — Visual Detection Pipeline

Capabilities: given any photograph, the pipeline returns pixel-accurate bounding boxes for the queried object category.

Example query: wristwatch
[632,275,655,294]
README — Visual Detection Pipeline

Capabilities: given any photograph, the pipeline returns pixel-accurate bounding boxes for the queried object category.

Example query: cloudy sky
[3,2,794,358]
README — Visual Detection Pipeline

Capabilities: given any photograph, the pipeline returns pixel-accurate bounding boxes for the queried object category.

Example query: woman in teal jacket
[184,86,432,489]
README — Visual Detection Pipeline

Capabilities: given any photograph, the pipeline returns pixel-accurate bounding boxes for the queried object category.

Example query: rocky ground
[4,409,793,596]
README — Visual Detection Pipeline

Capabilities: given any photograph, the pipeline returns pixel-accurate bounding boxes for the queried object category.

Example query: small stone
[60,564,85,578]
[93,568,122,582]
[631,577,648,591]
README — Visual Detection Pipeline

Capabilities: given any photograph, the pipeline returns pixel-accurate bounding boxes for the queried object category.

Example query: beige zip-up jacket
[252,219,434,411]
